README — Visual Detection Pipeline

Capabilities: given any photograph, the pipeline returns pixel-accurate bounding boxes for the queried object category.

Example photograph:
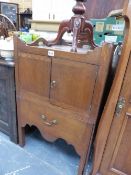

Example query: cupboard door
[99,55,131,175]
[32,0,52,20]
[51,0,75,21]
[18,53,51,98]
[0,64,17,143]
[0,68,9,133]
[110,111,131,175]
[50,57,98,113]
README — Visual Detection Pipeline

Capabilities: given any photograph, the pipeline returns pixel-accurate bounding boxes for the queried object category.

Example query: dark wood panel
[0,61,17,143]
[0,79,8,123]
[0,79,9,131]
[85,0,124,18]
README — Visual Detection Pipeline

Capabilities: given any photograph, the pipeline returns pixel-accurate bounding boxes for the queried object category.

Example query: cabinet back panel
[0,79,8,124]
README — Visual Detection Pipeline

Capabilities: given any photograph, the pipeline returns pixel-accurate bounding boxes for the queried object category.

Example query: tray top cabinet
[14,36,113,175]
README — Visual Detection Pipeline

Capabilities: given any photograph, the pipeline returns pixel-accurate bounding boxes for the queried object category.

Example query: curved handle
[41,115,58,126]
[126,112,131,118]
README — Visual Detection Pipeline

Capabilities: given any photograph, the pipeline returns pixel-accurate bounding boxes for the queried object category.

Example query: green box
[90,17,125,46]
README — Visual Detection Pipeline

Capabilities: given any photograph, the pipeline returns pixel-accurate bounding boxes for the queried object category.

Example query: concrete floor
[0,129,92,175]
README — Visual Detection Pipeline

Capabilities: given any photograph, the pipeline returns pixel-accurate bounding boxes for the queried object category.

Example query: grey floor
[0,128,92,175]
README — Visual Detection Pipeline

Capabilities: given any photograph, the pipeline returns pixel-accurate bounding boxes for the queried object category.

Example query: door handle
[126,112,131,118]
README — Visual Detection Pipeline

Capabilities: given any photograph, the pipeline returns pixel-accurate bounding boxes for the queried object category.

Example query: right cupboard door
[50,57,98,113]
[98,55,131,175]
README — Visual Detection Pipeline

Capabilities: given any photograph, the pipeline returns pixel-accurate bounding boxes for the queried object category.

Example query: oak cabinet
[14,36,113,175]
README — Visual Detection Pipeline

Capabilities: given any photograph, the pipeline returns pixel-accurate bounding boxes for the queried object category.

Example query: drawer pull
[41,115,58,126]
[126,112,131,118]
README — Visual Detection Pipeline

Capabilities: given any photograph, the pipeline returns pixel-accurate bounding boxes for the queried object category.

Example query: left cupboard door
[18,53,51,98]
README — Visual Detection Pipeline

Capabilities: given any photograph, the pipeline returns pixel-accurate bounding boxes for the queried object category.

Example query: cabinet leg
[18,126,25,146]
[78,153,87,175]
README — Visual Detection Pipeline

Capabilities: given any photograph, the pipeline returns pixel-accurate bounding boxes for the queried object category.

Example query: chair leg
[18,126,25,146]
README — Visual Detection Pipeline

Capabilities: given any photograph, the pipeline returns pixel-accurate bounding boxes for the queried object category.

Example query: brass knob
[51,80,56,88]
[52,119,57,124]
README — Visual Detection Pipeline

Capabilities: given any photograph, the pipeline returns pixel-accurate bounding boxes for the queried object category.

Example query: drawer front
[19,99,93,155]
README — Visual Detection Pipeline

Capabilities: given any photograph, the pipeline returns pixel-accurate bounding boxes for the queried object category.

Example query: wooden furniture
[0,59,17,143]
[92,1,131,175]
[32,0,74,21]
[14,34,113,175]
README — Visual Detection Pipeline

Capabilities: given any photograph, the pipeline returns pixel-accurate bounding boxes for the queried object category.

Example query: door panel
[18,53,51,98]
[110,111,131,175]
[0,78,9,131]
[50,57,98,113]
[32,0,52,20]
[99,55,131,175]
[52,0,74,21]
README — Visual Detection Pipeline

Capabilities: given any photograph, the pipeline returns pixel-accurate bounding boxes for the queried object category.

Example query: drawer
[19,99,93,155]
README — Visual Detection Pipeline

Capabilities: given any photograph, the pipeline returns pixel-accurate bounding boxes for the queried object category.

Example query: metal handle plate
[41,114,58,127]
[51,80,56,88]
[115,97,125,116]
